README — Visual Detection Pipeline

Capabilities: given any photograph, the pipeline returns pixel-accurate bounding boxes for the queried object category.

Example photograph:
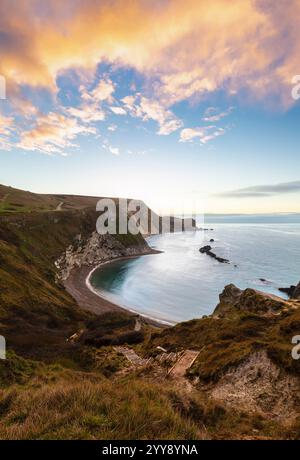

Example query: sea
[89,222,300,324]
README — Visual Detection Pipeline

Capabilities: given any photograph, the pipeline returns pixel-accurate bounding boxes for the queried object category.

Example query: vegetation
[0,184,101,214]
[1,184,300,440]
[0,186,146,362]
[0,368,203,440]
[1,361,299,440]
[143,307,300,382]
[81,313,144,347]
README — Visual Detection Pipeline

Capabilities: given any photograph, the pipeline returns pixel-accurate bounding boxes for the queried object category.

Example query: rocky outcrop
[55,232,155,281]
[279,286,296,296]
[279,281,300,299]
[294,281,300,299]
[210,350,300,421]
[199,245,230,264]
[213,284,294,317]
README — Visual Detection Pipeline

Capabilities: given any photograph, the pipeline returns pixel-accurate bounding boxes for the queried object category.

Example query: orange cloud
[0,114,14,150]
[0,0,299,108]
[0,0,299,159]
[17,112,96,155]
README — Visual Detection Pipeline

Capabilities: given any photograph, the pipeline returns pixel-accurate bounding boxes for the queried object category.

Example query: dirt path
[55,201,64,211]
[168,350,199,377]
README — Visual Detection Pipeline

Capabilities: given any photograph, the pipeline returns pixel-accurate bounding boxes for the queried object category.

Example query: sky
[1,0,300,214]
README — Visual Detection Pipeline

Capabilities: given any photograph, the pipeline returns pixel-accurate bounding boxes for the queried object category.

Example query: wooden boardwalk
[115,346,151,366]
[168,350,199,377]
[115,346,199,376]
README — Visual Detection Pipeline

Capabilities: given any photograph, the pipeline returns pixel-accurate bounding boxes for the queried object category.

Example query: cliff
[213,283,296,317]
[143,284,300,434]
[0,205,150,359]
[1,184,300,440]
[55,232,153,281]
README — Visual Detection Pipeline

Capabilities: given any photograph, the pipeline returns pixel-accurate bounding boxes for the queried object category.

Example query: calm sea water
[89,224,300,323]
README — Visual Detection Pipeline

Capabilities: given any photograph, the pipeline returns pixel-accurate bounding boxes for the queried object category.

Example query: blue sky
[1,0,300,214]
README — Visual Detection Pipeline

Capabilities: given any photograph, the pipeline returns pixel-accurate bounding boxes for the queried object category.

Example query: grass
[0,184,102,214]
[81,312,145,347]
[0,202,148,362]
[0,351,40,387]
[0,371,203,440]
[0,364,297,440]
[1,184,300,440]
[143,308,300,382]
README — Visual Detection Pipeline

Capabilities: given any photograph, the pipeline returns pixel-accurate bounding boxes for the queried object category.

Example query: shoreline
[64,249,170,328]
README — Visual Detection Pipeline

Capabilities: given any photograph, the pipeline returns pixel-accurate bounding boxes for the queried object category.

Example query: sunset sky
[1,0,300,214]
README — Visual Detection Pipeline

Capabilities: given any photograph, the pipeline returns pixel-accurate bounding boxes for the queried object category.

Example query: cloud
[66,105,105,123]
[84,79,115,103]
[108,146,119,156]
[202,107,235,122]
[180,126,226,144]
[0,114,14,137]
[110,106,127,115]
[65,78,114,123]
[0,113,14,150]
[218,181,300,198]
[122,94,183,135]
[102,139,119,155]
[1,0,300,157]
[10,93,39,118]
[17,112,96,155]
[1,0,299,108]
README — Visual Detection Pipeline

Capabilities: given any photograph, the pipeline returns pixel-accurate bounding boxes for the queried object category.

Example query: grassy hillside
[143,289,300,381]
[0,367,203,440]
[1,185,300,440]
[1,352,300,440]
[0,201,146,362]
[0,184,102,213]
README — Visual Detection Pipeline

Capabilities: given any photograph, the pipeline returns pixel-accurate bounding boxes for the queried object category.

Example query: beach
[64,265,126,316]
[64,252,166,328]
[87,225,300,322]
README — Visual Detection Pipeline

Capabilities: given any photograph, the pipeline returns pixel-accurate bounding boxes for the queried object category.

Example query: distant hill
[0,184,102,213]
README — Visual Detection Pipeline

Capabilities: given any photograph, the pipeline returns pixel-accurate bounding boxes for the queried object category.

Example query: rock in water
[199,245,212,253]
[199,245,230,264]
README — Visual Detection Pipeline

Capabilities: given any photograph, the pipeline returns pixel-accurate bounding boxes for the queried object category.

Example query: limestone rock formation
[213,284,293,317]
[55,232,153,281]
